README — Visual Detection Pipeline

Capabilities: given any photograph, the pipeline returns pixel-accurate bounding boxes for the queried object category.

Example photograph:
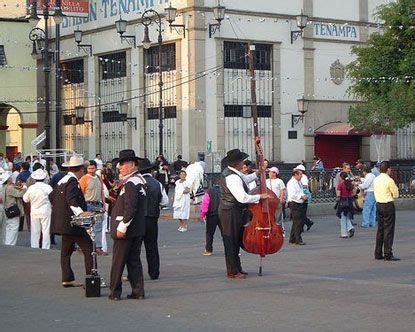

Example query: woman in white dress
[173,170,191,232]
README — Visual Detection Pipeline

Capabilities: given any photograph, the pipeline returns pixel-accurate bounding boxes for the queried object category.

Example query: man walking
[287,169,308,245]
[109,150,147,301]
[373,161,400,261]
[138,158,168,280]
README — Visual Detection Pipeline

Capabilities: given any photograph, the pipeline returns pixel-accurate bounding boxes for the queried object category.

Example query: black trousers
[375,202,396,258]
[302,203,313,230]
[205,215,221,253]
[61,234,93,282]
[289,202,304,244]
[110,236,144,298]
[222,235,242,275]
[144,217,160,279]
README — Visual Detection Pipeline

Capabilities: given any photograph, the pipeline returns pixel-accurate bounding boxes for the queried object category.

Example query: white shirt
[359,173,376,193]
[225,167,260,204]
[266,178,285,199]
[94,158,103,170]
[23,182,53,217]
[287,177,305,203]
[300,174,309,187]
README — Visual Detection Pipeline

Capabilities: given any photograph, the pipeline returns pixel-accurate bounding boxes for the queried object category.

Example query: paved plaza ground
[1,210,415,331]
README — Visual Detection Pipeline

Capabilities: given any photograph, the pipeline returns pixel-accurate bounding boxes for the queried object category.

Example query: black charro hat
[136,158,155,172]
[118,149,139,163]
[221,149,249,167]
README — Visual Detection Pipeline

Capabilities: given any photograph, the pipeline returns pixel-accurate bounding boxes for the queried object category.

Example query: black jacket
[143,174,163,218]
[110,172,147,239]
[49,174,88,236]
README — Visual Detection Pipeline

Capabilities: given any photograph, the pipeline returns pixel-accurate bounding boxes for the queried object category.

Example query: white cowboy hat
[62,155,85,168]
[31,168,47,181]
[0,171,13,185]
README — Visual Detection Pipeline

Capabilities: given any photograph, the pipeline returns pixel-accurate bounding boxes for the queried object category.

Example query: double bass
[242,137,284,275]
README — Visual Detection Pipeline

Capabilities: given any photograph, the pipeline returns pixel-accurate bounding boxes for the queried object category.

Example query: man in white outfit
[23,169,53,249]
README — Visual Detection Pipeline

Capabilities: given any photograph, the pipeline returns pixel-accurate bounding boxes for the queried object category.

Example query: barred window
[102,110,127,123]
[100,52,127,80]
[224,42,271,70]
[145,43,176,73]
[61,59,84,84]
[224,105,271,118]
[147,106,177,120]
[0,45,6,66]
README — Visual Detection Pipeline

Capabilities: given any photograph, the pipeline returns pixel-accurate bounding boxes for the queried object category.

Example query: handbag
[4,193,20,219]
[338,198,350,210]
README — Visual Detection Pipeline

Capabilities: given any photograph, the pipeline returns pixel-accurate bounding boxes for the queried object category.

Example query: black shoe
[295,242,306,246]
[384,256,400,261]
[375,255,384,260]
[150,276,159,280]
[348,229,355,238]
[306,221,314,231]
[127,294,145,300]
[108,295,121,301]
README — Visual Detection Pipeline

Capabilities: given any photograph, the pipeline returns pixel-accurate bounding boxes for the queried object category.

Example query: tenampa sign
[313,22,359,41]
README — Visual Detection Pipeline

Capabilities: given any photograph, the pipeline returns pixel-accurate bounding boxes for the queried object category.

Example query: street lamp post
[28,0,65,163]
[141,9,164,155]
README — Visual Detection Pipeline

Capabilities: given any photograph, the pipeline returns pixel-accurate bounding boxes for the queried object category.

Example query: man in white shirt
[94,153,104,170]
[219,149,268,279]
[23,169,53,249]
[359,165,377,228]
[295,164,314,232]
[287,169,308,245]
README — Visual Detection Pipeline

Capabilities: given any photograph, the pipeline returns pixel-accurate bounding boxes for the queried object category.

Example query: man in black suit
[109,150,147,301]
[49,155,92,287]
[138,158,169,280]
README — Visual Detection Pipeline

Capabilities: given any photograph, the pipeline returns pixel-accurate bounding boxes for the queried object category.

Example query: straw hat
[62,155,84,168]
[0,171,13,185]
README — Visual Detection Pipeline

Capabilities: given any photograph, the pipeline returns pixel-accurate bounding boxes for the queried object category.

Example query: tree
[347,0,415,160]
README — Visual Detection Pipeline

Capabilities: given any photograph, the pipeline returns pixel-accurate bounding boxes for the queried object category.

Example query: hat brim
[0,173,12,184]
[61,161,84,167]
[221,151,249,166]
[118,157,139,164]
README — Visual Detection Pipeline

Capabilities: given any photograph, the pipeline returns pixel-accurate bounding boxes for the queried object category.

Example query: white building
[40,0,414,168]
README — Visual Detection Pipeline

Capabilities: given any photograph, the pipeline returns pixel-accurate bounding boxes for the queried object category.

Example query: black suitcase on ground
[85,275,101,297]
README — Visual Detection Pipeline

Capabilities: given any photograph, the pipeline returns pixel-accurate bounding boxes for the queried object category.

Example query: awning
[314,122,370,136]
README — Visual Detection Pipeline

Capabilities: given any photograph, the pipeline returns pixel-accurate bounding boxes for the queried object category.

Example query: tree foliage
[347,0,415,134]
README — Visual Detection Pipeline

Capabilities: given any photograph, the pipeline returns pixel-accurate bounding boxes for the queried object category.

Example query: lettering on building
[314,23,359,40]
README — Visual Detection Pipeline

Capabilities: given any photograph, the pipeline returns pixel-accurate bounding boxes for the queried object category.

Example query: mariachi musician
[49,155,93,288]
[218,149,269,279]
[109,150,147,301]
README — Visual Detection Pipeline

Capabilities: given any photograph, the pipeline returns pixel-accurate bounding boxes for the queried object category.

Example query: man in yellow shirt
[373,161,399,261]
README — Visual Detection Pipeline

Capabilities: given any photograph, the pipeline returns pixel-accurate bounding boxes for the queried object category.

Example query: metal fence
[205,167,415,203]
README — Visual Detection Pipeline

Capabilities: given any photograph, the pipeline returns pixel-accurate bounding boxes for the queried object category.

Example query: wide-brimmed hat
[269,167,279,174]
[31,168,47,181]
[0,171,13,185]
[136,158,155,172]
[118,149,139,164]
[62,155,85,168]
[221,149,249,166]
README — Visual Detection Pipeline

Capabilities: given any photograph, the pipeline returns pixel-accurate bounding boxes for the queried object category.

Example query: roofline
[0,17,29,23]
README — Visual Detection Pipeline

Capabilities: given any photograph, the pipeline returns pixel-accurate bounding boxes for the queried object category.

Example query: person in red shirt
[336,172,356,238]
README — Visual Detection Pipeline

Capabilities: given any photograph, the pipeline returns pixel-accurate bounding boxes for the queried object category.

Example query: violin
[242,137,284,275]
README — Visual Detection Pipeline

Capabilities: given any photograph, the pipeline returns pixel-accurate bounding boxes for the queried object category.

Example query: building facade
[0,13,38,160]
[41,0,414,167]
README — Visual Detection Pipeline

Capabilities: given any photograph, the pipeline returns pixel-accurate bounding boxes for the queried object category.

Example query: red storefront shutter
[315,136,361,169]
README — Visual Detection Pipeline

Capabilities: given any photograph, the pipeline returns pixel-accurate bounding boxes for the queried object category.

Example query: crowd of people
[0,148,401,300]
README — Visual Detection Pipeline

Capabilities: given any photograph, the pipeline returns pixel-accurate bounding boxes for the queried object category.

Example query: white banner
[313,22,360,41]
[31,130,46,147]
